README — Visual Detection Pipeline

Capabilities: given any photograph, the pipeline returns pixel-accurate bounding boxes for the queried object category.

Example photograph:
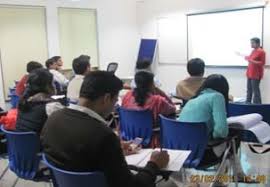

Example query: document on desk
[125,149,191,171]
[227,114,270,143]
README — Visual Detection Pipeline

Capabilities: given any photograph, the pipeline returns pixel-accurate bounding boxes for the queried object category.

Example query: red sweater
[246,48,266,80]
[16,75,28,97]
[122,91,176,122]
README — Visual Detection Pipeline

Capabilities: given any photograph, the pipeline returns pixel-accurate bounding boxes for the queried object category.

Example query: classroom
[0,0,269,187]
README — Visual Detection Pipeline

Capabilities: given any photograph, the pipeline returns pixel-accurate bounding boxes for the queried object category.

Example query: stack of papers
[227,113,270,143]
[125,149,190,171]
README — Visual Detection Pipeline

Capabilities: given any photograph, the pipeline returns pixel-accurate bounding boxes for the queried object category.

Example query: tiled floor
[0,142,269,187]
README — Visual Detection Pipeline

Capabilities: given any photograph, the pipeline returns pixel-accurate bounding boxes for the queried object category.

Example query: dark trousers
[199,129,241,166]
[246,78,262,104]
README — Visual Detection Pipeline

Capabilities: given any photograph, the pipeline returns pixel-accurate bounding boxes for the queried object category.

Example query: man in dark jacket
[41,71,169,187]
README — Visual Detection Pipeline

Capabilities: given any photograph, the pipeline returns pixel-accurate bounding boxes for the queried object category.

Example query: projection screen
[187,7,264,66]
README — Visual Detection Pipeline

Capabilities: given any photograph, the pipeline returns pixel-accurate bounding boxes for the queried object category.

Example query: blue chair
[159,115,240,186]
[159,115,208,168]
[0,125,8,180]
[9,88,16,95]
[8,94,19,109]
[118,107,153,147]
[42,154,108,187]
[1,126,40,180]
[228,103,270,143]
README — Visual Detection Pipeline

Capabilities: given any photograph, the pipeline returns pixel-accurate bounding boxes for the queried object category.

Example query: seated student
[16,68,63,134]
[67,55,91,103]
[41,71,169,187]
[122,71,176,123]
[45,58,69,91]
[52,56,64,70]
[176,58,205,100]
[130,59,161,89]
[178,74,247,183]
[16,61,43,97]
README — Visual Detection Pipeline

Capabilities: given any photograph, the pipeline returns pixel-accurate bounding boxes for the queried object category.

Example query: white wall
[0,0,139,108]
[137,0,270,103]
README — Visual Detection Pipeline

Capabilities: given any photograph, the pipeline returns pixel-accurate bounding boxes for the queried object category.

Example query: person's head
[134,71,155,107]
[19,68,54,111]
[45,58,58,70]
[187,58,205,77]
[195,74,229,108]
[251,37,261,49]
[79,71,123,117]
[136,59,152,72]
[26,61,43,73]
[72,55,91,75]
[52,56,63,70]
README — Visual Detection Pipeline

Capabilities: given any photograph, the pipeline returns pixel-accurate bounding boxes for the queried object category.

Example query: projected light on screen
[187,8,263,66]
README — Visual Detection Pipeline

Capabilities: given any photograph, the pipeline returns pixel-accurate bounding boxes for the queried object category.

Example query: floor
[0,142,269,187]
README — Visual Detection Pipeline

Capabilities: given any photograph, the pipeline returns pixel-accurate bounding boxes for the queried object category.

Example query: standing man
[245,37,266,104]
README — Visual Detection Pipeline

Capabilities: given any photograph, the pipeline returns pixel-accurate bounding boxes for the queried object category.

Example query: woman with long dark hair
[179,74,229,138]
[178,74,248,184]
[16,68,63,134]
[122,71,175,124]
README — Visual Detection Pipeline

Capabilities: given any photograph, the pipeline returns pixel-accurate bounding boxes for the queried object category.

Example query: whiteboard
[157,16,187,64]
[188,8,264,66]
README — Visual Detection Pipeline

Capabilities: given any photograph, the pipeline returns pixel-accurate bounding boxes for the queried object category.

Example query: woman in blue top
[178,74,229,139]
[178,74,247,184]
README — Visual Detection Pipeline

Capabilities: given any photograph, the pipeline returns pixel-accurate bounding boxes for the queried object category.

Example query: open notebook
[227,113,270,143]
[125,149,191,172]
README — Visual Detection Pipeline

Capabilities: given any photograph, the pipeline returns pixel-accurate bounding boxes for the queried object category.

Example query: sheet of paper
[227,113,263,129]
[51,95,66,100]
[125,149,152,166]
[126,148,190,171]
[249,121,270,143]
[166,150,191,171]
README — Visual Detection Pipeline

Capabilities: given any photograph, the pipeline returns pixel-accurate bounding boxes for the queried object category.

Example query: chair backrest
[8,94,19,109]
[107,62,118,74]
[42,154,107,187]
[159,115,208,168]
[228,103,270,125]
[1,126,40,179]
[118,107,153,147]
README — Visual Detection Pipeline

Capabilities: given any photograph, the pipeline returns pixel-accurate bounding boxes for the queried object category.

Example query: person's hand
[235,51,245,58]
[121,141,140,156]
[150,151,169,169]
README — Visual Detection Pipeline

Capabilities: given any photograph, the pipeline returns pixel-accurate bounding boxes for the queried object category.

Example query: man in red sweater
[245,37,266,104]
[16,61,43,97]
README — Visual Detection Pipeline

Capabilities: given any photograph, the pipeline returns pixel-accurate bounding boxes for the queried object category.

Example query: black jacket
[41,108,159,187]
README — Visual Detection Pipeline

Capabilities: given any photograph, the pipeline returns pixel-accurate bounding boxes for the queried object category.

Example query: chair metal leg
[11,177,19,187]
[209,143,231,187]
[0,165,8,180]
[232,139,238,187]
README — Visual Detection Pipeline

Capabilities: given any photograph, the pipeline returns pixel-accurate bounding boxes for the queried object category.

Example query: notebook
[125,149,191,171]
[227,113,270,143]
